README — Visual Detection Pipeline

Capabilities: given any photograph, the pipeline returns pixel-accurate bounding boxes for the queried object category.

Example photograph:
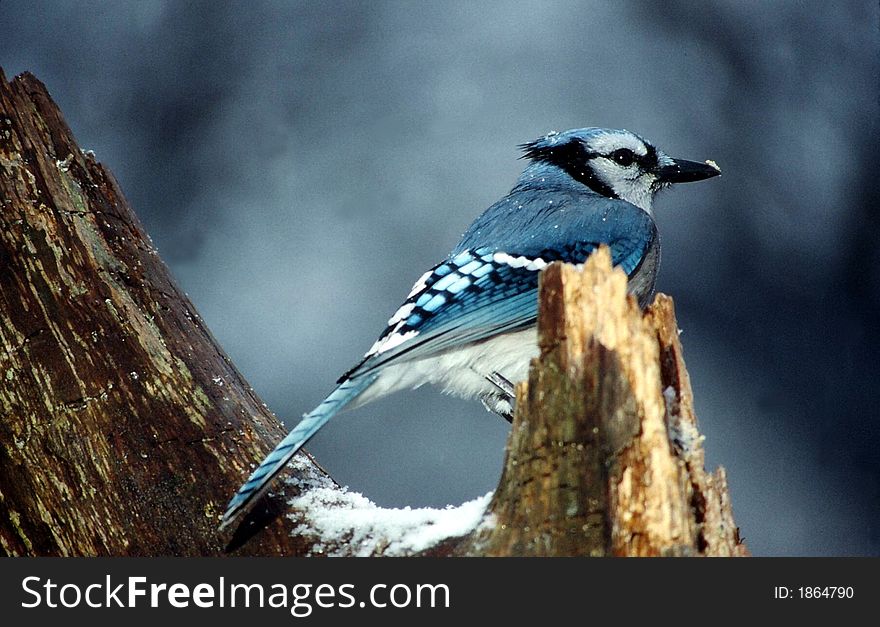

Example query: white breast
[352,327,539,407]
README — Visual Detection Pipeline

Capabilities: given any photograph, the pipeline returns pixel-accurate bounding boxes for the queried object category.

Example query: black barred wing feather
[340,231,656,382]
[338,191,659,382]
[341,246,581,381]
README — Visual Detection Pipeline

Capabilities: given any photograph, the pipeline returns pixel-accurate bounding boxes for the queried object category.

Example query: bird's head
[519,127,720,213]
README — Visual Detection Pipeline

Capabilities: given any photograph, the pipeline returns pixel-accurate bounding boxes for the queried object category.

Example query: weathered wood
[0,68,745,557]
[451,251,747,556]
[0,69,327,556]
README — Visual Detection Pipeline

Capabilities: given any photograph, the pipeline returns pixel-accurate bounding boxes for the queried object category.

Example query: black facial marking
[640,143,659,170]
[519,138,618,199]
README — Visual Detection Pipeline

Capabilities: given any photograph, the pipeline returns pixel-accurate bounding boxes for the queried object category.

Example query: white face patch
[657,151,675,168]
[586,130,648,157]
[591,157,657,213]
[582,130,660,213]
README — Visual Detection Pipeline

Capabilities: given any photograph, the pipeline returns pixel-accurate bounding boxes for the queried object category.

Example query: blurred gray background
[2,0,877,556]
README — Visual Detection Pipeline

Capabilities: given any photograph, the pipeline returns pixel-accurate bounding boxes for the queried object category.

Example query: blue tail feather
[220,374,377,529]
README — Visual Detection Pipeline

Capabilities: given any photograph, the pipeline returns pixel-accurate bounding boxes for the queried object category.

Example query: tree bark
[449,253,747,556]
[0,68,746,557]
[0,69,319,556]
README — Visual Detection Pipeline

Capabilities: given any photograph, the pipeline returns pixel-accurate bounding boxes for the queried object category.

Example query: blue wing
[342,193,656,381]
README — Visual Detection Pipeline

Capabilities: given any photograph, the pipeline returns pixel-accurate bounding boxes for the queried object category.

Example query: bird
[220,126,720,529]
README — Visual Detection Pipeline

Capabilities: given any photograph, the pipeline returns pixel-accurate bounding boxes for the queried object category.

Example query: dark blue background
[2,0,877,555]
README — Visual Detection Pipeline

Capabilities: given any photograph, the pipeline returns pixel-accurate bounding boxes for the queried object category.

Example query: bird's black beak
[656,158,721,184]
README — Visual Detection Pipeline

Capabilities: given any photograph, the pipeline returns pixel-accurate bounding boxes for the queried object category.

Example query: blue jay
[220,127,719,529]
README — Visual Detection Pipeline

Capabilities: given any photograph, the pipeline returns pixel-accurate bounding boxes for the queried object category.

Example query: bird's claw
[482,371,516,423]
[486,371,516,398]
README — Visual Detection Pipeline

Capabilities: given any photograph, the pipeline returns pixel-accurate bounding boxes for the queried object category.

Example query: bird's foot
[486,371,516,398]
[480,392,514,423]
[481,371,517,423]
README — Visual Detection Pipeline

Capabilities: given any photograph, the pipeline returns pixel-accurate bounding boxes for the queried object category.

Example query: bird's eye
[610,149,636,166]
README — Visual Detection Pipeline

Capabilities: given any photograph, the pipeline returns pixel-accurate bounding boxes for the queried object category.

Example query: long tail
[220,374,377,530]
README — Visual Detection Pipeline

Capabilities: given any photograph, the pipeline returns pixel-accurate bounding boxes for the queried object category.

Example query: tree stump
[451,253,747,556]
[0,68,745,557]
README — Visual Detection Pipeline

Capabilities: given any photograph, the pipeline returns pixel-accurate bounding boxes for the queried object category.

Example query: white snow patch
[283,454,340,492]
[56,155,73,172]
[663,385,704,455]
[663,385,677,409]
[286,484,494,556]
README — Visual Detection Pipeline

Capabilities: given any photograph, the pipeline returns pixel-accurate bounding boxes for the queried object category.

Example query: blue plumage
[220,127,720,529]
